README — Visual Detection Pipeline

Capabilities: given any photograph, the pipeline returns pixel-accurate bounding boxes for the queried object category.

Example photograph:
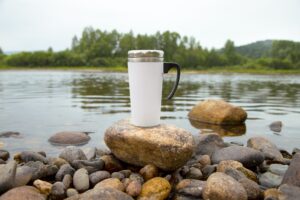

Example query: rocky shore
[0,134,299,200]
[0,99,299,200]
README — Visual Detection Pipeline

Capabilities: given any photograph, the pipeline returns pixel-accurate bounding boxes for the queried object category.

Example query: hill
[235,40,273,58]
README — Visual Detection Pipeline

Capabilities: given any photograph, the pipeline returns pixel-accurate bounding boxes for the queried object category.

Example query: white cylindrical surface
[128,62,163,127]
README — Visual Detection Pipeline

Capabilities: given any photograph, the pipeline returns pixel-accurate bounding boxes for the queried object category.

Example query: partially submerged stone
[48,131,90,146]
[188,99,247,125]
[104,119,195,171]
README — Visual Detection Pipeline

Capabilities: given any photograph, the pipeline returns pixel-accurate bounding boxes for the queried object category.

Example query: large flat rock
[104,120,195,171]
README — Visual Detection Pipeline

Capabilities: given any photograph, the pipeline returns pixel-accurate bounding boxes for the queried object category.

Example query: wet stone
[66,188,78,198]
[0,186,46,200]
[138,177,171,200]
[111,172,125,180]
[0,131,21,138]
[73,168,89,193]
[48,131,90,146]
[203,172,247,200]
[59,146,87,164]
[129,173,144,185]
[202,165,216,179]
[71,159,104,173]
[0,161,17,194]
[89,170,111,186]
[281,153,300,187]
[269,164,288,176]
[50,182,66,200]
[0,150,9,161]
[100,155,124,173]
[212,145,265,168]
[33,179,52,196]
[65,187,134,200]
[176,179,206,198]
[186,167,203,180]
[94,178,125,192]
[14,151,48,164]
[55,164,75,181]
[14,165,33,187]
[139,164,159,181]
[62,174,72,189]
[259,172,283,188]
[195,133,226,156]
[126,180,142,197]
[82,147,96,160]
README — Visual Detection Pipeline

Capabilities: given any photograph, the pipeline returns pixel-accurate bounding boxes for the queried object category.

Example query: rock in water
[48,131,90,146]
[0,161,17,194]
[0,186,46,200]
[203,172,247,200]
[0,150,9,161]
[104,119,195,171]
[269,121,282,132]
[188,99,247,125]
[212,146,264,168]
[282,153,300,187]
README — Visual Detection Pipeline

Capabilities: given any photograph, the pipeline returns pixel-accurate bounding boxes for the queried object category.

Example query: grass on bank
[1,65,300,75]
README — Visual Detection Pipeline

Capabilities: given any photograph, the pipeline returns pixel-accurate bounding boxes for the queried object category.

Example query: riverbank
[1,65,300,75]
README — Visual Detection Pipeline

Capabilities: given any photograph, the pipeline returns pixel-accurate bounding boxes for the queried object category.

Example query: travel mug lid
[128,50,164,62]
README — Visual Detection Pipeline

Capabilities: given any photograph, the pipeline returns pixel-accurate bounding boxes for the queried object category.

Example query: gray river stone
[212,145,265,168]
[73,168,90,193]
[0,161,17,194]
[59,146,87,163]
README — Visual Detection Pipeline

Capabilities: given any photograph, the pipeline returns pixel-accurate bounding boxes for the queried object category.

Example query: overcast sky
[0,0,299,51]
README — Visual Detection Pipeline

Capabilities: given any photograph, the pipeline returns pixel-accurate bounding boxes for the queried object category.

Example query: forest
[1,27,300,70]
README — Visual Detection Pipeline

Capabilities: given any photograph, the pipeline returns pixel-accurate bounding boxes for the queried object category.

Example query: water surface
[0,71,299,155]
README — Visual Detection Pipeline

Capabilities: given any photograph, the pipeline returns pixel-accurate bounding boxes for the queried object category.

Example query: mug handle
[163,62,181,100]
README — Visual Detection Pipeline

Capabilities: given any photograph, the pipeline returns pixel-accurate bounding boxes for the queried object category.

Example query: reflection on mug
[189,119,246,137]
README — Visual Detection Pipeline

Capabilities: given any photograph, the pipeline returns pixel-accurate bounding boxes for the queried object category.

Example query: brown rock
[198,155,211,167]
[100,155,123,173]
[203,172,247,200]
[188,99,247,125]
[33,179,52,196]
[94,178,125,192]
[139,164,159,181]
[264,188,280,200]
[104,119,195,171]
[126,180,142,197]
[282,153,300,187]
[0,186,46,200]
[138,177,171,200]
[238,178,262,200]
[47,157,68,168]
[48,131,90,145]
[65,187,134,200]
[217,160,258,182]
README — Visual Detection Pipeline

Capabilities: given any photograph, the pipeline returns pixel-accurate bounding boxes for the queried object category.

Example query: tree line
[1,27,300,69]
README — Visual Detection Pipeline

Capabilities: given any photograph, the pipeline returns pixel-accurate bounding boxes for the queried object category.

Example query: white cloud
[0,0,299,51]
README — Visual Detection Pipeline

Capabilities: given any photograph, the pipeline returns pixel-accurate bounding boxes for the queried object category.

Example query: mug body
[128,61,163,127]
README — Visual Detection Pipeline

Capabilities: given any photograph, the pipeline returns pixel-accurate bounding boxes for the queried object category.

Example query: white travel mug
[128,50,181,127]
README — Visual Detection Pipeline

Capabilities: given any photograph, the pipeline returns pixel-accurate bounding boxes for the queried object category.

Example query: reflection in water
[189,119,246,136]
[0,72,300,154]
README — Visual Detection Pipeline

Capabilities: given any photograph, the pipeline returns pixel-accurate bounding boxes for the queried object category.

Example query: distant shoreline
[1,66,300,75]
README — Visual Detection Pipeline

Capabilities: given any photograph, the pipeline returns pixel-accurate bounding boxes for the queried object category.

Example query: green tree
[0,47,3,55]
